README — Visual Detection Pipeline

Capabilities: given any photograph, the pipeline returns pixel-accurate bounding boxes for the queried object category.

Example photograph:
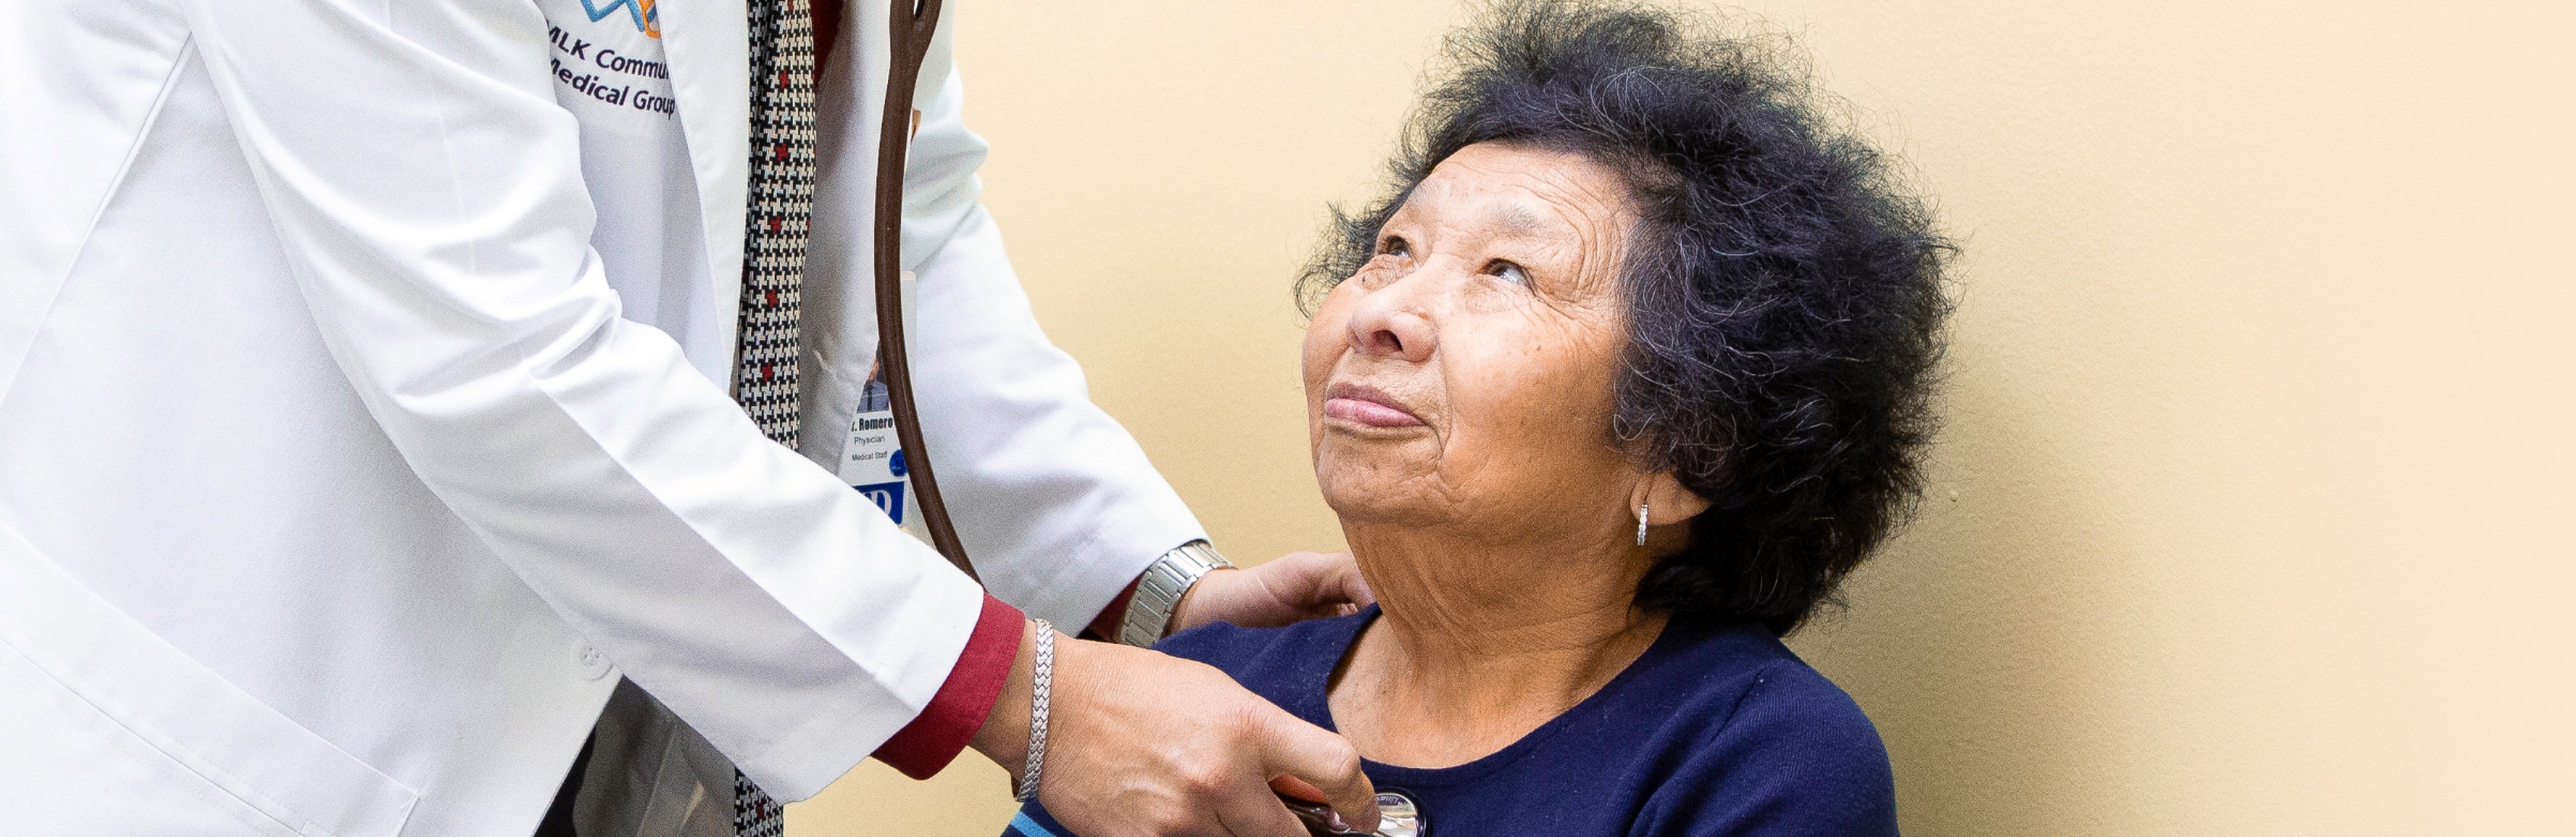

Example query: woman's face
[1303,142,1647,536]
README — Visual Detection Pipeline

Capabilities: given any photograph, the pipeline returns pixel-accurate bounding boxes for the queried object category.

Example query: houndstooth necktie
[730,0,819,831]
[734,0,819,449]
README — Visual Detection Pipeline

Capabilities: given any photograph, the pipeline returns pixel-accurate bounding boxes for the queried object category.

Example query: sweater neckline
[1291,604,1698,789]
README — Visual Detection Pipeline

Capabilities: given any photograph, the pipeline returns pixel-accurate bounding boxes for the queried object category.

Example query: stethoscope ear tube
[871,0,976,581]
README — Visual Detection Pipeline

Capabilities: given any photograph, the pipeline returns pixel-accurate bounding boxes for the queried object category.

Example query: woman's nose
[1345,280,1438,363]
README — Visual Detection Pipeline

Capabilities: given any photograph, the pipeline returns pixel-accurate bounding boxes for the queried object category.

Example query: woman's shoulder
[1153,608,1371,668]
[1647,622,1877,727]
[1150,609,1375,724]
[1646,622,1890,767]
[1625,622,1897,835]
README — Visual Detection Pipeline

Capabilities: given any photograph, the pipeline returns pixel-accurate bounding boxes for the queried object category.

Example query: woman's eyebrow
[1485,203,1564,240]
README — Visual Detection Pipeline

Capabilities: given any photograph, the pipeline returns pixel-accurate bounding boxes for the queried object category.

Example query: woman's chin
[1313,471,1438,527]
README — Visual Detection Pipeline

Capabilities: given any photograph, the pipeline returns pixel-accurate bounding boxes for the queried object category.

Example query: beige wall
[793,1,2573,834]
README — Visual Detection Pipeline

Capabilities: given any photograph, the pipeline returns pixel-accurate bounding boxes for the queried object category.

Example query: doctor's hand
[971,623,1378,836]
[1170,551,1374,635]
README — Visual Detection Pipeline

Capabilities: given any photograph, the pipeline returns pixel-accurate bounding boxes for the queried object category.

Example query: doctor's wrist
[875,594,1026,780]
[967,618,1040,773]
[1164,568,1236,637]
[1117,540,1233,646]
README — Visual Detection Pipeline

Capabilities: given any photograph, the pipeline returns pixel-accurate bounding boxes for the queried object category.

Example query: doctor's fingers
[1214,790,1323,837]
[1036,642,1323,835]
[1248,709,1378,835]
[1269,550,1376,616]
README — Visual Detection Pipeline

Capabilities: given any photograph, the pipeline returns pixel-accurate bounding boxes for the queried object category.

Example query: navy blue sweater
[1007,606,1897,836]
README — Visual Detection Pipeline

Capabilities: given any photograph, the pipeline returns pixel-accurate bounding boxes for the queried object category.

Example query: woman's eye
[1487,260,1530,286]
[1380,237,1412,258]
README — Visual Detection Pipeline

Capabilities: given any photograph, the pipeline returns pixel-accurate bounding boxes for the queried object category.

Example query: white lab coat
[0,0,1204,834]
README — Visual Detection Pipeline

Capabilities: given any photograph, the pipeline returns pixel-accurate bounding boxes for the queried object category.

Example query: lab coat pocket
[0,522,421,837]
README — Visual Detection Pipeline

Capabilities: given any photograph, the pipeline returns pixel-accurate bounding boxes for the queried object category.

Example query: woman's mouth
[1324,382,1425,428]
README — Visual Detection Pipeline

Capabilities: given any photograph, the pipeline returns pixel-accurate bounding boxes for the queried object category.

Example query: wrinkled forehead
[1396,143,1636,249]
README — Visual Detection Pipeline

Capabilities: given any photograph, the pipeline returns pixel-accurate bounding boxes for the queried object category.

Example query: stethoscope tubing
[867,7,1419,834]
[870,0,976,580]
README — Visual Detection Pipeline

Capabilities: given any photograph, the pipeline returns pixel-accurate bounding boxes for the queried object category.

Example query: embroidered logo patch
[580,0,660,37]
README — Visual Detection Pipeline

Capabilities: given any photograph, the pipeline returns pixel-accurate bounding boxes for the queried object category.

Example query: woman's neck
[1327,520,1668,769]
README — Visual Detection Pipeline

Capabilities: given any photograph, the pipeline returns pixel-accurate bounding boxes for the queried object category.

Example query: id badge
[838,375,931,544]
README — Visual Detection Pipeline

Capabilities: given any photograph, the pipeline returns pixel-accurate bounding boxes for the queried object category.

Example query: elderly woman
[1014,2,1946,834]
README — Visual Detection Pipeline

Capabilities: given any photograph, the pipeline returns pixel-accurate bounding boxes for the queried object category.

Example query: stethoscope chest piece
[1286,789,1424,836]
[1372,791,1423,837]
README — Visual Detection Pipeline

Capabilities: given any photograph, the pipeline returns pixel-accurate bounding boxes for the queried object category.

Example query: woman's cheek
[1302,288,1368,452]
[1457,312,1620,458]
[1301,301,1350,400]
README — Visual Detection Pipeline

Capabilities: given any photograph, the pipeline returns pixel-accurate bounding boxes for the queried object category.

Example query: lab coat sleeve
[814,63,1206,626]
[173,0,983,801]
[911,207,1209,630]
[896,68,1212,629]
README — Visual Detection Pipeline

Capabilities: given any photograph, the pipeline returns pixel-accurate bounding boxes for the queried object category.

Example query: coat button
[576,643,615,680]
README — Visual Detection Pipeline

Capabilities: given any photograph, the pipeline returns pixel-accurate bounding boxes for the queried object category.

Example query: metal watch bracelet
[1117,540,1232,648]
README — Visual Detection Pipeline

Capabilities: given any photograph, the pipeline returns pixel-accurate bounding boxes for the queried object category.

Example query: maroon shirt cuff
[872,594,1023,780]
[1084,578,1142,643]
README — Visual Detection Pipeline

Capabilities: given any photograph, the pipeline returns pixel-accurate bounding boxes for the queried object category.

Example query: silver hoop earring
[1636,502,1651,547]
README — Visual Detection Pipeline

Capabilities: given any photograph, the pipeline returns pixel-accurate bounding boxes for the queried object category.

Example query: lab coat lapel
[824,0,895,278]
[811,0,894,337]
[795,0,895,458]
[658,0,752,359]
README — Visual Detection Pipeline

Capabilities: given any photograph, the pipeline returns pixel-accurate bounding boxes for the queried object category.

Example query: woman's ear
[1631,471,1712,527]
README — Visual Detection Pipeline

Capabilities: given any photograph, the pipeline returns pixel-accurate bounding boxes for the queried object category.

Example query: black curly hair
[1298,0,1951,634]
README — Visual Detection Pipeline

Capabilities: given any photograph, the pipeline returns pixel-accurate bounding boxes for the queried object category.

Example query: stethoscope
[870,2,1419,834]
[1280,793,1425,837]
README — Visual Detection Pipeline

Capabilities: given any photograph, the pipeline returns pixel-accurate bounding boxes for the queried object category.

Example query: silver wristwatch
[1118,540,1233,648]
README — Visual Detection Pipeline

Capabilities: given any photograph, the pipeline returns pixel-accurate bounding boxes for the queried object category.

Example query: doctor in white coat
[0,0,1380,834]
